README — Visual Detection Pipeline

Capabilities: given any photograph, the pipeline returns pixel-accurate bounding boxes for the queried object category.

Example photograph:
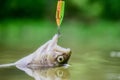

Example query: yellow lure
[56,0,65,27]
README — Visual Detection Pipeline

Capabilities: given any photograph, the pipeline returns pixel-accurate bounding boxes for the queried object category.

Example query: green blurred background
[0,0,120,80]
[0,0,120,62]
[0,0,120,63]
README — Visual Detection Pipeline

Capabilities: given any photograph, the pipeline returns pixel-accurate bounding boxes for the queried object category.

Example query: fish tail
[0,63,15,68]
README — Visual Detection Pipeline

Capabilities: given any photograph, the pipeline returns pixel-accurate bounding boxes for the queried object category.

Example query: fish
[0,34,71,68]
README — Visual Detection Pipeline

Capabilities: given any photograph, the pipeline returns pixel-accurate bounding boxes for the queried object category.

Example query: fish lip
[63,48,71,56]
[59,52,71,66]
[58,64,70,68]
[66,50,72,60]
[63,64,70,67]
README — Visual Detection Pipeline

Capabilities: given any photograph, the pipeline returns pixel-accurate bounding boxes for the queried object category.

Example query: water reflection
[1,62,120,80]
[1,50,120,80]
[16,66,70,80]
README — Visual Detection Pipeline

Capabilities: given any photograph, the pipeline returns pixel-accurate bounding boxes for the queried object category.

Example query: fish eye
[57,56,64,63]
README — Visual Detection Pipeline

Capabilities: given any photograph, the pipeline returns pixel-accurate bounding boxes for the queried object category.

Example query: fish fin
[0,63,15,68]
[47,34,59,51]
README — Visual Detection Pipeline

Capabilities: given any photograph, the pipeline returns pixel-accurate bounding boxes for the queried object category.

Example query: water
[0,20,120,80]
[0,62,120,80]
[0,48,120,80]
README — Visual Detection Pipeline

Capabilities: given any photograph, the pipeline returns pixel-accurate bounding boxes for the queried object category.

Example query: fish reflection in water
[16,66,70,80]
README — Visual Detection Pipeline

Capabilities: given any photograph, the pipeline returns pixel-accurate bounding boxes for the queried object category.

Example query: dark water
[0,49,120,80]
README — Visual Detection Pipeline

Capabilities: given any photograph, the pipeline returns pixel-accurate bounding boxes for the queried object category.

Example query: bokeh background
[0,0,120,80]
[0,0,120,64]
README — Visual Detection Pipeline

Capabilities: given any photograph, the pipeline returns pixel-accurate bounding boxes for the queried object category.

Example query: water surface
[0,48,120,80]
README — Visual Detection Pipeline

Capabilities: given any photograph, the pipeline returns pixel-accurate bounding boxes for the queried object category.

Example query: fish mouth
[63,64,70,67]
[60,51,72,65]
[65,51,71,63]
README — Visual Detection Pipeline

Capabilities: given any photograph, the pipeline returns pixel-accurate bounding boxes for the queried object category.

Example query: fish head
[47,45,71,67]
[46,34,71,67]
[32,34,71,67]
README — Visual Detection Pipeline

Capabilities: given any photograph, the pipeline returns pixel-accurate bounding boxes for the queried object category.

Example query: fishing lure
[56,0,65,34]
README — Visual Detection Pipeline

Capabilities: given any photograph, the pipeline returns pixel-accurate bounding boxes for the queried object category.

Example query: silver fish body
[15,34,71,67]
[0,34,71,68]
